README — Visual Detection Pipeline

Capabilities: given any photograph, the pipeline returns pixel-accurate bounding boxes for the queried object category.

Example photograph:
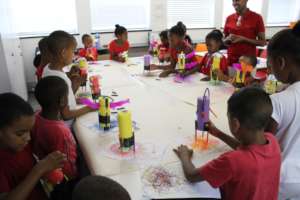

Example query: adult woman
[224,0,266,66]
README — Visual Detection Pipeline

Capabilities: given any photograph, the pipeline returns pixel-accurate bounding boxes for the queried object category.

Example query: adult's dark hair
[114,24,127,37]
[267,21,300,64]
[34,76,68,110]
[72,176,131,200]
[228,87,272,131]
[47,30,77,60]
[0,93,34,129]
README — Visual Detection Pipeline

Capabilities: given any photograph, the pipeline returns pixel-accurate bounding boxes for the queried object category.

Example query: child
[266,21,300,199]
[174,87,281,200]
[157,30,170,62]
[108,24,130,63]
[72,175,131,200]
[35,37,50,80]
[32,76,78,180]
[78,34,98,61]
[182,30,228,80]
[0,93,65,200]
[42,30,94,123]
[150,22,197,78]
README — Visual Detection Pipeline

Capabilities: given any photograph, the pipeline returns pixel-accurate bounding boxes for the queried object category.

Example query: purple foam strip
[185,62,198,70]
[232,63,242,71]
[144,55,151,66]
[79,98,130,110]
[185,51,196,59]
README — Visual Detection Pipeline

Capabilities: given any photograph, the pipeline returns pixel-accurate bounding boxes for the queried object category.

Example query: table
[74,57,234,199]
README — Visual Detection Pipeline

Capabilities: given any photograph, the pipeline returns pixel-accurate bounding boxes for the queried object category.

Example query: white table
[74,57,234,199]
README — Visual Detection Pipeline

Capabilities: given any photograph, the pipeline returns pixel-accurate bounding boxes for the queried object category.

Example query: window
[222,0,263,26]
[267,0,300,26]
[10,0,77,36]
[167,0,215,28]
[90,0,150,31]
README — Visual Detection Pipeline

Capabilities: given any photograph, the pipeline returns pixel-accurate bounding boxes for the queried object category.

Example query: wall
[20,0,288,87]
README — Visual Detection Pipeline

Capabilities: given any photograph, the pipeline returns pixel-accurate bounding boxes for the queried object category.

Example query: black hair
[38,37,48,55]
[81,34,92,43]
[0,93,34,129]
[34,76,68,110]
[114,24,127,37]
[47,30,77,60]
[267,21,300,64]
[228,87,272,131]
[159,30,168,41]
[244,55,258,67]
[169,21,187,38]
[206,29,225,48]
[72,176,131,200]
[33,54,41,68]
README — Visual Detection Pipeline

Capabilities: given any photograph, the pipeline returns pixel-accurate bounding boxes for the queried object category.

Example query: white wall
[20,0,288,86]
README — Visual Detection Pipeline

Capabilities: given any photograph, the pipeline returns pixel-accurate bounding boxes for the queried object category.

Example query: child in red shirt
[157,30,170,63]
[174,87,281,200]
[0,93,65,200]
[183,30,228,80]
[35,37,50,81]
[108,24,130,63]
[32,76,78,180]
[78,34,98,61]
[150,22,198,77]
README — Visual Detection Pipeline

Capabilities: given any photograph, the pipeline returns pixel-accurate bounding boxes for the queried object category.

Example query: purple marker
[196,89,210,131]
[144,55,151,71]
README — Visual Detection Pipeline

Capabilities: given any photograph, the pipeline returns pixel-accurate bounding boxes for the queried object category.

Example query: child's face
[0,115,34,152]
[117,32,128,43]
[83,37,94,49]
[160,36,169,46]
[267,55,289,83]
[169,33,182,48]
[62,43,76,66]
[206,39,220,54]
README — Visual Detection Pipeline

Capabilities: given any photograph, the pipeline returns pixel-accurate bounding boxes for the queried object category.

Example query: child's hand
[159,70,171,78]
[150,64,158,71]
[207,121,221,138]
[69,65,80,76]
[35,151,66,175]
[173,145,193,160]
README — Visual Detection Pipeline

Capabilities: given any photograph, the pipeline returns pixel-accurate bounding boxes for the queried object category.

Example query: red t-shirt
[31,113,78,179]
[224,9,265,66]
[0,144,48,200]
[78,47,98,61]
[169,41,197,64]
[199,133,280,200]
[200,52,228,75]
[108,40,130,60]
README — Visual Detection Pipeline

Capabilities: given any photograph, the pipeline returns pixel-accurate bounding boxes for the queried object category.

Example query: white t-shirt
[271,81,300,183]
[42,65,77,110]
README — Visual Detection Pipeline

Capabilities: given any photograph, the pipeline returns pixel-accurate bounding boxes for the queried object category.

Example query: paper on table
[141,162,220,199]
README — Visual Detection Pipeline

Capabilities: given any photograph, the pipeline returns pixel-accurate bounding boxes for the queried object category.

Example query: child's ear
[231,117,241,134]
[277,56,286,71]
[59,96,67,108]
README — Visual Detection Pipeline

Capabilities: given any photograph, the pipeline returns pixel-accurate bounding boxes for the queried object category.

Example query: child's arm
[208,122,241,150]
[61,105,93,120]
[173,145,203,183]
[181,66,199,78]
[111,53,125,63]
[2,151,65,200]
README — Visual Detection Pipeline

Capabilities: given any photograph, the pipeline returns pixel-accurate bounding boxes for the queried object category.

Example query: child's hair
[114,24,127,37]
[39,37,48,55]
[169,21,186,38]
[228,87,272,131]
[206,29,224,44]
[81,34,91,43]
[267,21,300,64]
[47,30,77,59]
[34,76,68,110]
[0,93,34,129]
[159,30,168,41]
[72,175,131,200]
[33,54,41,68]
